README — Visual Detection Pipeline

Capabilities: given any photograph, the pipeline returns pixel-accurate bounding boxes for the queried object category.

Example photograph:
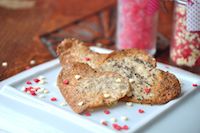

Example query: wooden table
[0,0,199,81]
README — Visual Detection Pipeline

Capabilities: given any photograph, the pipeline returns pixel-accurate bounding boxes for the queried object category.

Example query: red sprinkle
[138,109,144,113]
[25,86,33,92]
[25,87,29,92]
[112,124,122,131]
[50,97,57,101]
[85,111,91,116]
[192,84,198,87]
[84,57,91,61]
[122,125,129,130]
[24,88,28,92]
[63,79,69,85]
[30,91,36,96]
[102,121,108,126]
[104,109,110,115]
[26,81,32,85]
[33,78,40,83]
[144,88,151,94]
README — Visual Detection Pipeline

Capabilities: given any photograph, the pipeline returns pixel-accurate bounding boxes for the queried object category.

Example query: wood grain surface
[0,0,199,81]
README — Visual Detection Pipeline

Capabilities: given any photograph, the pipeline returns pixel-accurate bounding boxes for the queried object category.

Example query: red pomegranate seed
[84,57,91,61]
[192,84,198,87]
[51,97,57,101]
[85,111,91,116]
[122,125,129,130]
[33,78,40,83]
[26,81,32,85]
[138,109,144,113]
[63,79,69,84]
[144,88,151,94]
[104,109,110,115]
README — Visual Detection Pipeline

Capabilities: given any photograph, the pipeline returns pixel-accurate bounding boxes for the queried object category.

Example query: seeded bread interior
[57,63,130,113]
[99,50,181,104]
[57,38,181,106]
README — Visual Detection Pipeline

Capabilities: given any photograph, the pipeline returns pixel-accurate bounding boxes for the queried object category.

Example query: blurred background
[0,0,199,80]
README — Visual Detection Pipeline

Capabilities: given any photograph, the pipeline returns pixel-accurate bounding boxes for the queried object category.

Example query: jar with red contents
[170,0,200,70]
[117,0,159,55]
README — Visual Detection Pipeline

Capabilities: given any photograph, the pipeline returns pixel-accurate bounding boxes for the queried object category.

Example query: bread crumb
[75,75,81,80]
[36,87,44,93]
[38,75,45,80]
[43,89,49,94]
[78,101,84,106]
[103,93,110,98]
[126,102,133,107]
[88,109,94,112]
[110,117,117,122]
[116,78,121,83]
[60,102,67,106]
[129,78,134,83]
[127,92,132,97]
[121,116,128,121]
[38,80,46,84]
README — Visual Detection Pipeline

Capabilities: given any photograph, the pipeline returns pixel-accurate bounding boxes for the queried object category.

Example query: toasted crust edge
[122,71,181,104]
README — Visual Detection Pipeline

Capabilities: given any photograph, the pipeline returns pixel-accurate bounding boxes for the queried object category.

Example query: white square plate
[0,47,200,133]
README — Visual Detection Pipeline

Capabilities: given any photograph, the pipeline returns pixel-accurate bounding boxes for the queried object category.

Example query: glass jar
[170,0,200,68]
[117,0,159,55]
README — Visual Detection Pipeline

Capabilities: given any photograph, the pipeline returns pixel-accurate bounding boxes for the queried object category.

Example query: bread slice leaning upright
[57,62,130,113]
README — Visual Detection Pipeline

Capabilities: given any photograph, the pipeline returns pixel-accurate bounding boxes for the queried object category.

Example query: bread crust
[57,63,130,113]
[57,38,108,69]
[105,49,157,68]
[122,70,181,104]
[100,50,181,104]
[57,38,181,106]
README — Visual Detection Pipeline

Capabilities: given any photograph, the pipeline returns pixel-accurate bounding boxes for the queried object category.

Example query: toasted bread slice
[57,39,181,104]
[98,49,181,104]
[57,63,130,113]
[57,38,108,69]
